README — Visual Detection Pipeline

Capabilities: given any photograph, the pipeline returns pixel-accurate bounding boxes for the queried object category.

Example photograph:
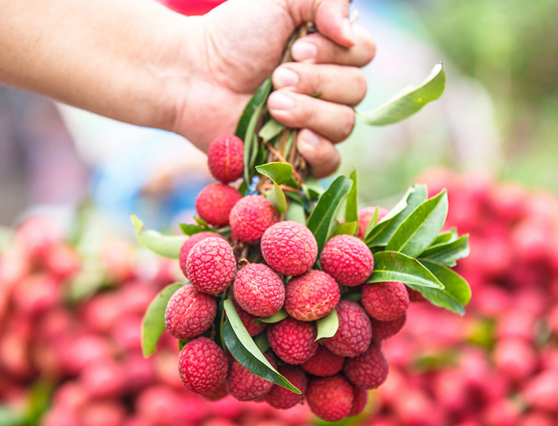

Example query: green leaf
[256,162,297,186]
[259,309,289,324]
[363,206,380,238]
[366,185,428,247]
[265,182,287,214]
[431,228,458,245]
[316,309,339,340]
[254,332,270,353]
[286,202,307,225]
[194,217,210,227]
[331,221,358,237]
[179,223,216,236]
[307,176,353,255]
[236,78,272,139]
[367,251,444,289]
[419,235,470,267]
[386,190,449,257]
[131,215,187,259]
[223,300,300,393]
[408,260,471,315]
[259,119,285,142]
[303,176,325,200]
[345,169,358,224]
[142,283,182,357]
[0,407,25,426]
[358,63,446,126]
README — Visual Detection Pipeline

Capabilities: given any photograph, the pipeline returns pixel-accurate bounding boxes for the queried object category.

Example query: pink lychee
[323,300,372,357]
[371,315,406,342]
[233,264,284,317]
[195,183,242,227]
[265,365,308,409]
[231,298,267,337]
[301,345,345,377]
[225,355,276,401]
[361,281,409,322]
[285,270,340,321]
[207,135,244,183]
[229,195,279,244]
[178,337,228,394]
[306,375,354,422]
[343,342,388,389]
[178,232,227,277]
[348,386,369,416]
[268,317,318,365]
[320,235,374,287]
[187,237,236,295]
[165,284,217,339]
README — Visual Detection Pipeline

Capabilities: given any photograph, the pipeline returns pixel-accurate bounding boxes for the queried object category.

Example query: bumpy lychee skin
[344,342,388,389]
[268,317,318,365]
[229,195,279,244]
[358,206,389,239]
[320,235,374,287]
[178,232,227,278]
[261,221,318,276]
[165,285,216,339]
[178,337,228,394]
[201,382,228,401]
[232,298,267,336]
[195,183,242,227]
[407,287,427,303]
[233,264,284,317]
[226,355,276,401]
[284,270,340,322]
[187,238,236,295]
[361,281,409,322]
[306,375,354,422]
[265,365,308,409]
[371,315,406,342]
[349,386,369,416]
[301,345,345,377]
[207,135,244,183]
[323,300,372,358]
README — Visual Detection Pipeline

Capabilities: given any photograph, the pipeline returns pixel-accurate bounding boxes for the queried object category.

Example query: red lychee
[362,281,409,322]
[233,264,284,317]
[265,365,308,409]
[232,298,267,337]
[261,221,318,276]
[207,135,244,183]
[344,342,388,389]
[358,206,389,239]
[268,317,318,365]
[306,374,354,422]
[301,345,344,377]
[196,183,242,227]
[201,382,228,401]
[178,337,228,394]
[165,284,217,339]
[187,237,236,295]
[323,300,372,357]
[285,270,340,321]
[371,315,406,342]
[178,232,227,278]
[407,287,427,303]
[320,235,374,287]
[229,195,279,244]
[226,355,276,401]
[349,386,369,416]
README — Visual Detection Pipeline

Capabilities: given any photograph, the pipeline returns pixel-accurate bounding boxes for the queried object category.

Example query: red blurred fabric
[160,0,226,15]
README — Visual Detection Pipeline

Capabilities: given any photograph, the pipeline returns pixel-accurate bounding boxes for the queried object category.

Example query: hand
[174,0,376,178]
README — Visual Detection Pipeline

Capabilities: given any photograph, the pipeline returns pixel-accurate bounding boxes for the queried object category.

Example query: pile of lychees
[160,134,423,422]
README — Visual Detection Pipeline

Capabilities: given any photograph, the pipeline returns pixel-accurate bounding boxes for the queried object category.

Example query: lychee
[233,264,284,317]
[371,315,406,342]
[268,317,318,365]
[362,281,409,322]
[265,365,308,409]
[301,345,344,377]
[207,135,244,183]
[178,232,227,277]
[358,206,389,239]
[261,221,318,276]
[407,287,426,303]
[201,382,228,401]
[306,374,354,422]
[229,195,279,244]
[323,300,372,358]
[225,355,276,401]
[178,337,228,394]
[196,183,242,227]
[320,235,374,287]
[165,284,217,339]
[187,237,236,295]
[285,270,340,321]
[349,386,369,416]
[232,298,267,337]
[344,342,388,389]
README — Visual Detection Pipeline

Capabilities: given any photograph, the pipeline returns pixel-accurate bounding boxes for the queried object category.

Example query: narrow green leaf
[303,176,325,200]
[358,64,446,126]
[259,309,289,324]
[419,235,470,266]
[194,217,210,227]
[266,182,287,214]
[386,190,449,257]
[254,332,270,353]
[367,251,444,289]
[363,207,380,238]
[256,162,296,186]
[223,300,300,393]
[236,79,272,139]
[131,215,187,259]
[345,169,358,224]
[142,282,182,357]
[179,223,216,236]
[331,221,358,237]
[431,228,458,245]
[259,119,285,142]
[307,176,353,255]
[316,309,339,340]
[407,260,471,315]
[286,202,307,225]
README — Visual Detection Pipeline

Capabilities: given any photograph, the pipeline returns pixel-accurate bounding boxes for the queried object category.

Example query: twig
[259,184,303,195]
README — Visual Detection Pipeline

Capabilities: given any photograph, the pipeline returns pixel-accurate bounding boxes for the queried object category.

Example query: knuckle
[353,69,368,105]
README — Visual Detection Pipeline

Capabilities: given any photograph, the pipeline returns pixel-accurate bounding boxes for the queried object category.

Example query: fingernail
[298,129,320,151]
[268,92,295,111]
[274,67,299,88]
[342,18,356,45]
[292,41,318,62]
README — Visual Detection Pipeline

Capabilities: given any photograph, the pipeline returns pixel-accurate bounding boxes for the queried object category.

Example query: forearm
[0,0,190,131]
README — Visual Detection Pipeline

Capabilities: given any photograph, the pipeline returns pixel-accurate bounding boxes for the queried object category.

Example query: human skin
[0,0,375,178]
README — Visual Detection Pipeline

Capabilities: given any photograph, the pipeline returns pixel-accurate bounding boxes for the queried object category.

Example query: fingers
[297,129,340,178]
[291,26,376,66]
[272,63,367,106]
[268,90,355,143]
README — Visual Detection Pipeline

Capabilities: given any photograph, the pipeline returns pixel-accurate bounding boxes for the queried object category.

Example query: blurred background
[1,0,558,425]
